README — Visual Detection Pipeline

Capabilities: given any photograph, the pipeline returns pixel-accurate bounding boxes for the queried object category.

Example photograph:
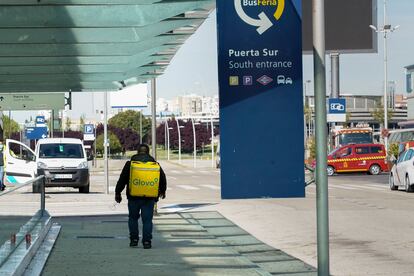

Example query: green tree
[371,103,394,127]
[79,114,86,131]
[2,115,20,139]
[95,132,122,155]
[65,117,72,131]
[304,104,312,123]
[108,110,151,140]
[308,136,316,160]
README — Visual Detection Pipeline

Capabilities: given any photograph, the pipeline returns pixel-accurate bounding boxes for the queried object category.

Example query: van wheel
[327,166,335,176]
[389,174,398,191]
[32,184,40,193]
[405,176,413,193]
[369,164,381,175]
[79,183,90,194]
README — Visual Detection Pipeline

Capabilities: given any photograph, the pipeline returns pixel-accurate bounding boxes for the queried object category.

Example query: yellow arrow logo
[274,0,285,20]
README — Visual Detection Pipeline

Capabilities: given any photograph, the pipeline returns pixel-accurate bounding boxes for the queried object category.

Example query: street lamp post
[369,0,399,154]
[165,120,171,160]
[176,120,184,164]
[210,116,215,168]
[191,118,197,168]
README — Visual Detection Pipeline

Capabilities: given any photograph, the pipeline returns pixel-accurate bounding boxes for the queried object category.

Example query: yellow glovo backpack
[129,161,161,197]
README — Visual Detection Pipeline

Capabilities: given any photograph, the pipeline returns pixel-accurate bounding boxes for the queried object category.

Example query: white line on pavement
[168,176,178,180]
[201,184,220,190]
[184,170,194,174]
[366,184,388,189]
[170,170,181,174]
[176,185,199,190]
[330,185,360,190]
[347,184,386,191]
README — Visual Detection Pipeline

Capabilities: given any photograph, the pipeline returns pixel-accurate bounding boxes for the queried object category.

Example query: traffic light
[65,92,72,110]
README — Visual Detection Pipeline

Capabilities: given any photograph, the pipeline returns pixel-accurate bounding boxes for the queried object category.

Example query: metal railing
[305,164,315,186]
[0,176,51,275]
[0,176,46,216]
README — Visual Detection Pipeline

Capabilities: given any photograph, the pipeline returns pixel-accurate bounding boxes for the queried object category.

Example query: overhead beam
[0,19,202,44]
[0,44,177,66]
[0,35,188,57]
[0,0,160,5]
[0,55,172,75]
[0,1,212,27]
[0,66,163,83]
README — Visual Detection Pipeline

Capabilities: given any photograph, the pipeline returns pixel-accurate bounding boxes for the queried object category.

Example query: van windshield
[39,143,84,159]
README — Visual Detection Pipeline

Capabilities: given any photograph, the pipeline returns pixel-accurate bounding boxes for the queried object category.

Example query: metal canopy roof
[0,0,214,92]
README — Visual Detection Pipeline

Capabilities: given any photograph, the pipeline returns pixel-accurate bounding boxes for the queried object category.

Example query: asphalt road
[2,162,414,275]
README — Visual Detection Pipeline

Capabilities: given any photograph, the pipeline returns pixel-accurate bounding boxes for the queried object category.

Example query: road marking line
[170,170,181,174]
[167,187,173,190]
[201,184,220,190]
[168,176,178,180]
[199,171,209,174]
[177,185,199,190]
[366,184,388,189]
[330,185,359,190]
[347,184,385,191]
[184,170,194,174]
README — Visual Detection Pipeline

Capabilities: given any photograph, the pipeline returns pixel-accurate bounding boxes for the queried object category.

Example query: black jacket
[115,154,167,201]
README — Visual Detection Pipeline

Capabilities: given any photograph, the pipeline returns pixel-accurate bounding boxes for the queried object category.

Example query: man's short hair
[138,144,150,155]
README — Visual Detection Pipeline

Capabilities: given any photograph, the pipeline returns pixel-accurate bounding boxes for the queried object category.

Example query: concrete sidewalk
[42,212,316,276]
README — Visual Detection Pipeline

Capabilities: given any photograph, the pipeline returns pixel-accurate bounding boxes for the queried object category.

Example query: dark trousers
[128,198,155,242]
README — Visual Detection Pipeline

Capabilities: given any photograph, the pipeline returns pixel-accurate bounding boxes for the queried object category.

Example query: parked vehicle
[389,148,414,192]
[327,143,387,176]
[5,138,91,193]
[331,125,373,148]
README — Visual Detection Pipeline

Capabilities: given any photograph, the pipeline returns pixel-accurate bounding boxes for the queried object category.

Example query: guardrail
[305,164,315,186]
[0,176,46,216]
[0,175,55,276]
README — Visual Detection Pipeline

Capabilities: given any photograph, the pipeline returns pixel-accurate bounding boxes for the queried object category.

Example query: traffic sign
[84,124,94,134]
[0,93,64,111]
[328,98,346,114]
[25,127,48,140]
[83,124,95,141]
[381,128,390,138]
[35,116,46,127]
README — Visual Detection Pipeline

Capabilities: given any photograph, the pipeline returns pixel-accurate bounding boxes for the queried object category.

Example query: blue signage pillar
[217,0,304,199]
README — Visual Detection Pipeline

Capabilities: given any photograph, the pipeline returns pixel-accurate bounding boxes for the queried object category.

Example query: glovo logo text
[132,178,159,187]
[235,0,285,34]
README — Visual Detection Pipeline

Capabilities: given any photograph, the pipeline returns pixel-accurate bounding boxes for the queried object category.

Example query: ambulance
[327,143,388,176]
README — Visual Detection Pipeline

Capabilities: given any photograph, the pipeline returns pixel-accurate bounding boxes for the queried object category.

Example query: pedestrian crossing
[167,169,220,175]
[167,184,221,191]
[307,183,389,192]
[107,184,221,193]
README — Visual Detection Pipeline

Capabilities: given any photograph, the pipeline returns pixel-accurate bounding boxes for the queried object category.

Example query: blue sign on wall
[328,99,346,114]
[217,0,304,199]
[25,127,48,140]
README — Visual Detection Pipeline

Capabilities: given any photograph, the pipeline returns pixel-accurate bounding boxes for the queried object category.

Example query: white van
[5,138,90,193]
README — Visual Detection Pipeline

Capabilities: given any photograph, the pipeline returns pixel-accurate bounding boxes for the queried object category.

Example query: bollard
[10,233,16,245]
[25,233,31,245]
[40,178,45,217]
